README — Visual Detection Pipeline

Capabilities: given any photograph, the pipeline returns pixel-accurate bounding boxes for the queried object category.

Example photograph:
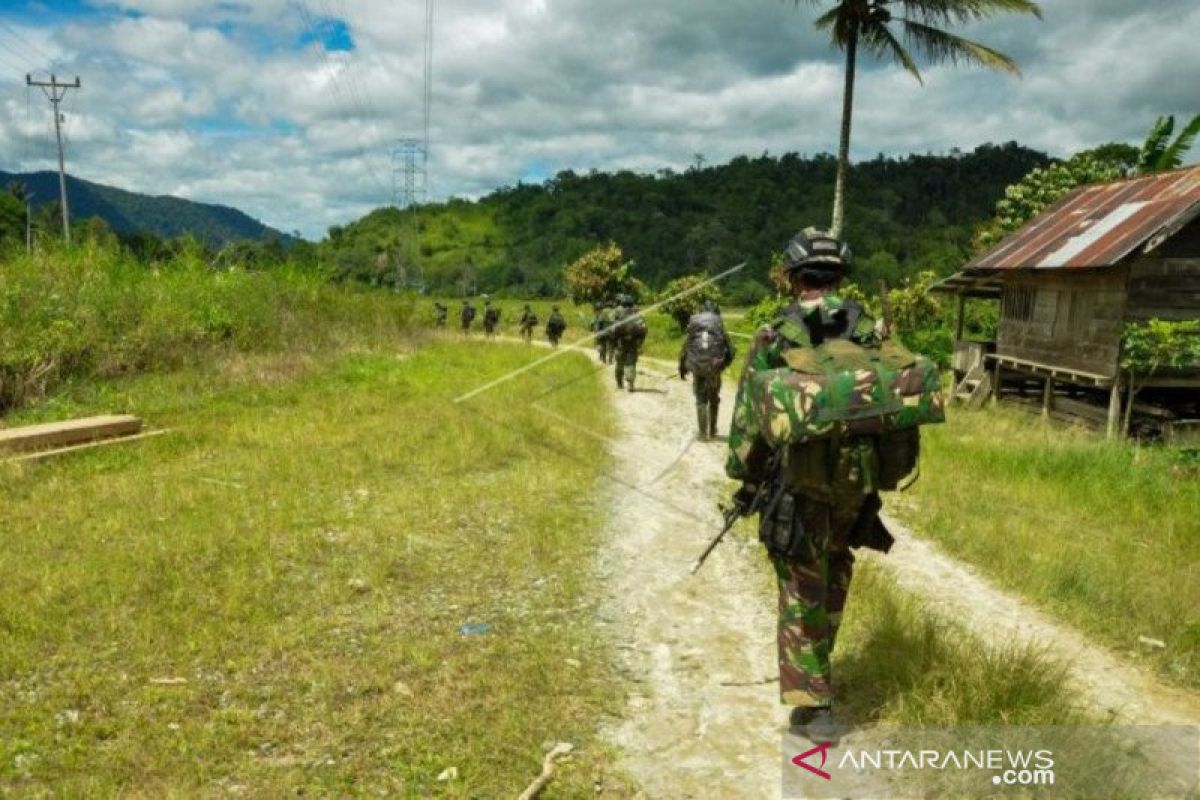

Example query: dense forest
[321,142,1051,300]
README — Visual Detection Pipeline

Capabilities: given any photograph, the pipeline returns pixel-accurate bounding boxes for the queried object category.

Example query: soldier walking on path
[679,300,735,441]
[434,302,448,328]
[482,299,501,338]
[594,302,615,363]
[518,304,538,343]
[546,305,567,347]
[460,299,476,334]
[724,227,943,736]
[612,294,648,391]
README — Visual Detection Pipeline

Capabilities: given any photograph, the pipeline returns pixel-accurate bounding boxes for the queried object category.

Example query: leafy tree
[0,186,25,249]
[974,148,1129,250]
[1136,114,1200,174]
[793,0,1041,236]
[1119,319,1200,434]
[657,274,722,331]
[563,242,641,307]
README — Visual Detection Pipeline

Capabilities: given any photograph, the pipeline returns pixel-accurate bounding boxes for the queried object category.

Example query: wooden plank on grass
[3,429,169,464]
[0,415,143,453]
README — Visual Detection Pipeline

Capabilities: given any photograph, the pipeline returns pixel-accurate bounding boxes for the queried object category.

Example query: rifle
[879,280,892,340]
[689,449,785,575]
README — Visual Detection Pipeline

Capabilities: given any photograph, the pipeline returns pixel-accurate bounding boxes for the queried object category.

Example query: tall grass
[893,407,1200,688]
[0,243,415,412]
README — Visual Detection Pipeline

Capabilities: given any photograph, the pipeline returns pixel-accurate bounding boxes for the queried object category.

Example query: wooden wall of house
[1126,217,1200,323]
[996,267,1127,378]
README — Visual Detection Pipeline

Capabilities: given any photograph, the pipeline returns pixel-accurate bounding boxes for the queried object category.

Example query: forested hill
[323,142,1051,299]
[1,170,288,245]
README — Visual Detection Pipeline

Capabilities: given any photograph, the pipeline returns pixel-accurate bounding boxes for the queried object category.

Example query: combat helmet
[783,227,852,277]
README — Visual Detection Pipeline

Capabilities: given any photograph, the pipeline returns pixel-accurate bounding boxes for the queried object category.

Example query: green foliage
[562,242,641,307]
[656,273,722,331]
[1120,319,1200,376]
[321,144,1051,296]
[974,148,1130,250]
[746,294,790,328]
[1137,114,1200,174]
[0,242,413,411]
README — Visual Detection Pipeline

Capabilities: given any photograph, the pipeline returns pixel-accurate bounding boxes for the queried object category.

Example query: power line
[0,19,53,65]
[27,72,81,245]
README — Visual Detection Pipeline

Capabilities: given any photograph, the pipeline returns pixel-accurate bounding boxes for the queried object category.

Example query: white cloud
[0,0,1196,238]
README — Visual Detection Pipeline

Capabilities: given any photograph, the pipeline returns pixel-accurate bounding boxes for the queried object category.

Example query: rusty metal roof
[966,164,1200,271]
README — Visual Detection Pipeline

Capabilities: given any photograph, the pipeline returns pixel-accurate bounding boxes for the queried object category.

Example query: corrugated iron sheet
[967,164,1200,271]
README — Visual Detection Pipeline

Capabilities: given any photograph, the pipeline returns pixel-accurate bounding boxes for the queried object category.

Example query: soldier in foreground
[546,305,567,347]
[612,294,648,391]
[460,299,476,333]
[482,299,500,337]
[518,304,538,343]
[434,302,448,327]
[723,228,943,733]
[679,299,735,441]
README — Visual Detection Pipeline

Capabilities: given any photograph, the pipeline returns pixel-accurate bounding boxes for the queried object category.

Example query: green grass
[0,244,414,412]
[0,343,629,797]
[891,405,1200,689]
[836,564,1090,727]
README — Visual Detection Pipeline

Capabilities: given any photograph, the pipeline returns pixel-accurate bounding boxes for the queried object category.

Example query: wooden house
[933,164,1200,441]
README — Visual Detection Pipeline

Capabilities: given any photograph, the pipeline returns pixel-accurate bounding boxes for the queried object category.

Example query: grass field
[0,342,628,797]
[892,405,1200,690]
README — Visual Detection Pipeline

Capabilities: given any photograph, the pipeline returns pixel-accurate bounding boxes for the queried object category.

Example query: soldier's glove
[732,484,759,515]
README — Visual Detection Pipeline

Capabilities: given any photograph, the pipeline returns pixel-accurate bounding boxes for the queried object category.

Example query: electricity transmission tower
[27,73,81,245]
[392,138,426,290]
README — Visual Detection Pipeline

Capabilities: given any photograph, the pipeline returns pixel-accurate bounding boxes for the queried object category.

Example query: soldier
[599,302,617,363]
[434,302,448,327]
[482,299,500,337]
[460,299,476,333]
[595,302,614,362]
[679,299,735,441]
[725,227,897,734]
[518,304,539,343]
[546,304,567,347]
[611,294,648,391]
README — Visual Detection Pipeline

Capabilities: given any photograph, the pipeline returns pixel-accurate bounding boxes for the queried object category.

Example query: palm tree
[1136,114,1200,174]
[796,0,1042,237]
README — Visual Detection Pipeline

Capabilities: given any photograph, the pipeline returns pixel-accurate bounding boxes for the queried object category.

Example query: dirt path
[592,362,785,799]
[574,344,1200,798]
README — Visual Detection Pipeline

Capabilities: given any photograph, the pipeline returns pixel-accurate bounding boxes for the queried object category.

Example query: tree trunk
[831,23,859,239]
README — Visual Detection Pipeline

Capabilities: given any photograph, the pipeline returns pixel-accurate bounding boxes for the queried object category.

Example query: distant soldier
[434,302,448,327]
[598,302,617,363]
[482,300,501,337]
[460,300,476,333]
[611,294,648,391]
[546,305,567,347]
[679,300,735,441]
[518,304,539,343]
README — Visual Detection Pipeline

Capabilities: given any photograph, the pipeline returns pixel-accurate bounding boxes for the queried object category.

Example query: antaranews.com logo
[792,741,1055,786]
[780,725,1199,799]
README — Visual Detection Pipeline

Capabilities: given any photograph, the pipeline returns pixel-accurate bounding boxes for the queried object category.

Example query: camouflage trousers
[615,346,639,387]
[692,373,721,437]
[768,494,858,708]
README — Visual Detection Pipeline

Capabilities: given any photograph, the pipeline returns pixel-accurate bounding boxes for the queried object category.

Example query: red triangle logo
[792,741,833,781]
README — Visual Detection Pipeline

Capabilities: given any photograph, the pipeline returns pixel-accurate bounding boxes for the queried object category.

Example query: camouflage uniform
[679,310,734,440]
[434,303,448,327]
[596,305,616,363]
[612,305,643,390]
[518,306,538,342]
[460,302,476,333]
[726,293,881,709]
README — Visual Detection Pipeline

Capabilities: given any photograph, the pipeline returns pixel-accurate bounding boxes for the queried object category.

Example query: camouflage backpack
[547,310,566,334]
[747,301,944,494]
[684,311,731,377]
[613,306,648,345]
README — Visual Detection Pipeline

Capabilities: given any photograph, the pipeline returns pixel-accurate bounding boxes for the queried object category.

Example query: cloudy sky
[1,0,1196,238]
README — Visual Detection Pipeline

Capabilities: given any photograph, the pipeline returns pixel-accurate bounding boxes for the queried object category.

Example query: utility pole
[25,191,35,254]
[392,138,425,291]
[27,73,81,245]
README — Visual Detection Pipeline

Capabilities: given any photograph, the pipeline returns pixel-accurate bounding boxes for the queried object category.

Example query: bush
[0,242,415,411]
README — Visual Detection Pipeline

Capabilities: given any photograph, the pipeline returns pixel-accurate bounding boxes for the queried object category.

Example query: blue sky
[1,0,1197,239]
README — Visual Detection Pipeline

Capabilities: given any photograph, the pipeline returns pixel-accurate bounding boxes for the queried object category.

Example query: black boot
[696,405,709,441]
[789,707,838,744]
[708,400,719,438]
